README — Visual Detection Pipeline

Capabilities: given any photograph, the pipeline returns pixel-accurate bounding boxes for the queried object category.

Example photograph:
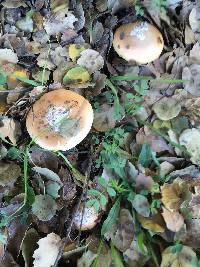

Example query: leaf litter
[1,0,200,266]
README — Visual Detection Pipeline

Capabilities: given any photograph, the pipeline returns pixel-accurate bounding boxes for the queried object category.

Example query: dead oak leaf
[162,207,184,232]
[0,117,21,145]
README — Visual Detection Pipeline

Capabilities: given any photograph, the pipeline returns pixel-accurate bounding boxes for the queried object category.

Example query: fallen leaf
[105,209,135,252]
[21,228,40,267]
[179,128,200,164]
[182,64,200,96]
[132,194,150,217]
[93,104,116,132]
[44,12,77,36]
[161,245,197,267]
[68,43,90,62]
[77,49,104,73]
[162,207,184,232]
[0,161,21,187]
[153,97,181,121]
[32,166,62,185]
[161,178,191,211]
[33,233,63,267]
[63,66,90,84]
[77,250,97,267]
[0,49,18,64]
[0,117,21,145]
[138,214,165,233]
[32,194,57,221]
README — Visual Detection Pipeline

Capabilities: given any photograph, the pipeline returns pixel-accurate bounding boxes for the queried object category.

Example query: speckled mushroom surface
[26,89,94,151]
[73,204,99,231]
[113,21,164,64]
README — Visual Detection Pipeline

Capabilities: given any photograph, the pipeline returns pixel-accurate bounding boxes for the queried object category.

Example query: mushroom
[73,204,99,231]
[113,21,164,64]
[26,89,93,151]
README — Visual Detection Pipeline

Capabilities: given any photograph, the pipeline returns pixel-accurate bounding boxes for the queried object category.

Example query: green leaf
[110,241,125,267]
[46,181,61,199]
[132,194,150,217]
[137,232,146,254]
[171,117,189,134]
[94,200,101,211]
[138,144,152,167]
[100,194,108,206]
[31,194,57,221]
[101,197,121,236]
[107,187,116,197]
[7,147,23,160]
[0,232,7,244]
[170,242,183,254]
[88,189,102,197]
[14,75,41,86]
[87,199,98,207]
[98,176,108,188]
[27,185,35,205]
[0,69,7,85]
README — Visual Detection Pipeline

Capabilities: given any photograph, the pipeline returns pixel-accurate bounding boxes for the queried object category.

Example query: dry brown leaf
[0,117,21,145]
[161,245,197,267]
[183,97,200,125]
[162,207,184,232]
[161,178,191,211]
[93,104,116,132]
[179,128,200,164]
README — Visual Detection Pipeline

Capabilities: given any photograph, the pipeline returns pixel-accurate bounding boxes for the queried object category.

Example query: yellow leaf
[63,66,90,84]
[138,214,165,233]
[68,44,90,62]
[7,70,29,89]
[161,245,197,267]
[161,178,191,212]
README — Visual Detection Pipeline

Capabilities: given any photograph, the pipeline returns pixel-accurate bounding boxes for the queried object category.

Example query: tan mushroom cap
[26,89,93,151]
[73,204,99,231]
[113,21,164,64]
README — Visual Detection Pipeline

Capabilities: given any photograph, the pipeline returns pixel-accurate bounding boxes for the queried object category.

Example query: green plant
[170,241,183,254]
[95,127,130,177]
[87,176,117,211]
[152,0,167,13]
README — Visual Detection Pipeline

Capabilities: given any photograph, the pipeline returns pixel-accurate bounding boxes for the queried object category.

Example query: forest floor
[0,0,200,266]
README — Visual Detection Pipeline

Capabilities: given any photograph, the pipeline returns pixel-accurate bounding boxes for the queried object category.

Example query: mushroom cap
[73,204,99,231]
[113,21,164,64]
[26,89,93,151]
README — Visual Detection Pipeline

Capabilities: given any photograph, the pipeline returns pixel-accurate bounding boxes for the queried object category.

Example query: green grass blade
[110,75,189,84]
